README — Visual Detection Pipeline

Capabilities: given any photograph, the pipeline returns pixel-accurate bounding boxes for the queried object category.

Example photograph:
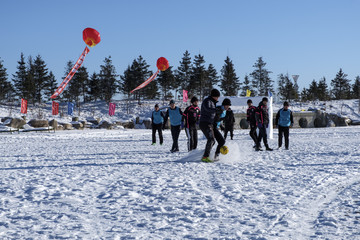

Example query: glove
[181,122,184,129]
[275,125,278,128]
[162,125,165,130]
[220,124,225,131]
[290,123,294,128]
[258,123,263,128]
[266,124,269,128]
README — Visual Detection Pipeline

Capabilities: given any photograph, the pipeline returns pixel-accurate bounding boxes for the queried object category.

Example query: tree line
[0,52,359,105]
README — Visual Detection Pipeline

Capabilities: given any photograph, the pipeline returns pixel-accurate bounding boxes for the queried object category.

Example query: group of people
[151,88,294,162]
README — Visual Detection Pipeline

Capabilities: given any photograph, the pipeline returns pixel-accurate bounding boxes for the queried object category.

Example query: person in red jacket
[183,96,201,151]
[246,99,258,147]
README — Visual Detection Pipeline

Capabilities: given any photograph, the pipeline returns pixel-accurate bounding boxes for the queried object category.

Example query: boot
[265,144,273,151]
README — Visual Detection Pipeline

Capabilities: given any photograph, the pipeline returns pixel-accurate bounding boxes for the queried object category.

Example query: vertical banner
[52,101,59,115]
[109,103,116,116]
[21,99,28,114]
[268,91,273,140]
[50,47,90,99]
[68,102,74,116]
[246,89,251,97]
[183,90,188,103]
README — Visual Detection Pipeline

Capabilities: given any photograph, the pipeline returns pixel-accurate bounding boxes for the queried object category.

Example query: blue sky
[1,0,360,96]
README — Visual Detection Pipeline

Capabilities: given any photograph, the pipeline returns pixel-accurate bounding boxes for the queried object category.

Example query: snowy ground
[1,127,360,239]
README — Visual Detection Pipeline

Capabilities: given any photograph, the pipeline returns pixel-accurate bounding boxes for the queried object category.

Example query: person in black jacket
[246,99,258,147]
[183,96,201,151]
[224,103,235,140]
[255,97,273,151]
[199,89,225,162]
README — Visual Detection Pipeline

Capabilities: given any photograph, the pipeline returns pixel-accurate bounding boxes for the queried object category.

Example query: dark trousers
[257,125,268,147]
[224,126,234,140]
[170,125,181,151]
[200,121,225,158]
[249,125,258,145]
[185,125,198,151]
[278,126,290,148]
[152,123,163,144]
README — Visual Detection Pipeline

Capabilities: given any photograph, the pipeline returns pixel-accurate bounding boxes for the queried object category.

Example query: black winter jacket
[255,102,269,125]
[224,109,235,128]
[199,96,218,124]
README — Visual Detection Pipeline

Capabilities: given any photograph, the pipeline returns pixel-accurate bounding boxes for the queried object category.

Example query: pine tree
[44,71,57,101]
[277,73,297,101]
[220,56,240,96]
[240,74,252,96]
[99,56,119,102]
[26,56,37,104]
[0,58,14,102]
[308,80,318,101]
[88,72,101,101]
[300,88,309,102]
[12,53,28,100]
[33,55,49,103]
[158,66,175,100]
[143,72,160,100]
[189,54,207,99]
[204,64,219,97]
[352,76,360,100]
[175,50,192,93]
[331,68,351,100]
[317,77,330,101]
[119,65,136,99]
[250,57,273,96]
[62,61,74,102]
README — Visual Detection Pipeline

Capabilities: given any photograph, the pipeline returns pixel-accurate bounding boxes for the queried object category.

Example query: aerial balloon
[131,57,170,94]
[156,57,169,71]
[51,28,101,99]
[83,28,101,47]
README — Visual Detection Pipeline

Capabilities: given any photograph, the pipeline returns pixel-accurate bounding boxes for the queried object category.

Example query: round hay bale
[240,119,249,129]
[299,118,308,128]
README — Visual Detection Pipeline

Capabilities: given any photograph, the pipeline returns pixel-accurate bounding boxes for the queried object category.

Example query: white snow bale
[5,118,26,129]
[28,119,49,128]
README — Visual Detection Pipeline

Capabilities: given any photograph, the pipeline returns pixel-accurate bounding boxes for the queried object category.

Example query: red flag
[51,47,90,99]
[21,99,27,114]
[183,90,188,103]
[130,70,159,94]
[109,103,116,116]
[52,101,59,115]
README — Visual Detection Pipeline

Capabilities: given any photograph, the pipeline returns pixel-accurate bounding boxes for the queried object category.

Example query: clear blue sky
[1,0,360,97]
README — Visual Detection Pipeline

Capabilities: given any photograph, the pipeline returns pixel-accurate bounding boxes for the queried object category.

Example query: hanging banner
[109,103,116,116]
[50,47,90,99]
[52,101,59,115]
[68,102,74,116]
[246,89,251,97]
[21,99,27,114]
[183,90,188,103]
[130,70,160,94]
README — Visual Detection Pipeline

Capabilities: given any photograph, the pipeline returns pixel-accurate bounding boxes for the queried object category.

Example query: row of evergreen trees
[0,52,359,105]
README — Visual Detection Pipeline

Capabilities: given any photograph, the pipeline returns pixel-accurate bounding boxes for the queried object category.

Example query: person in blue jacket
[275,101,294,150]
[151,104,164,145]
[163,100,184,153]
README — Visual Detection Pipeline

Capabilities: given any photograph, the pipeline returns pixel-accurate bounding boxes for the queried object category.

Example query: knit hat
[284,101,289,106]
[210,89,220,97]
[155,104,159,108]
[222,98,232,106]
[169,100,175,105]
[191,96,199,103]
[262,97,268,102]
[247,99,252,104]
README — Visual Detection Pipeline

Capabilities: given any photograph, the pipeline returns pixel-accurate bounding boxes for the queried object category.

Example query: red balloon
[83,28,101,47]
[157,57,169,71]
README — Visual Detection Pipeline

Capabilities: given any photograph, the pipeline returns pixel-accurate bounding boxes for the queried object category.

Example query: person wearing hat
[223,99,235,140]
[199,89,226,162]
[255,97,273,151]
[151,104,165,146]
[183,96,201,151]
[246,99,258,147]
[275,101,294,150]
[163,100,184,153]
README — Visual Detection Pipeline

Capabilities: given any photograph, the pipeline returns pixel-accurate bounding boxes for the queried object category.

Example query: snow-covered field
[1,126,360,239]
